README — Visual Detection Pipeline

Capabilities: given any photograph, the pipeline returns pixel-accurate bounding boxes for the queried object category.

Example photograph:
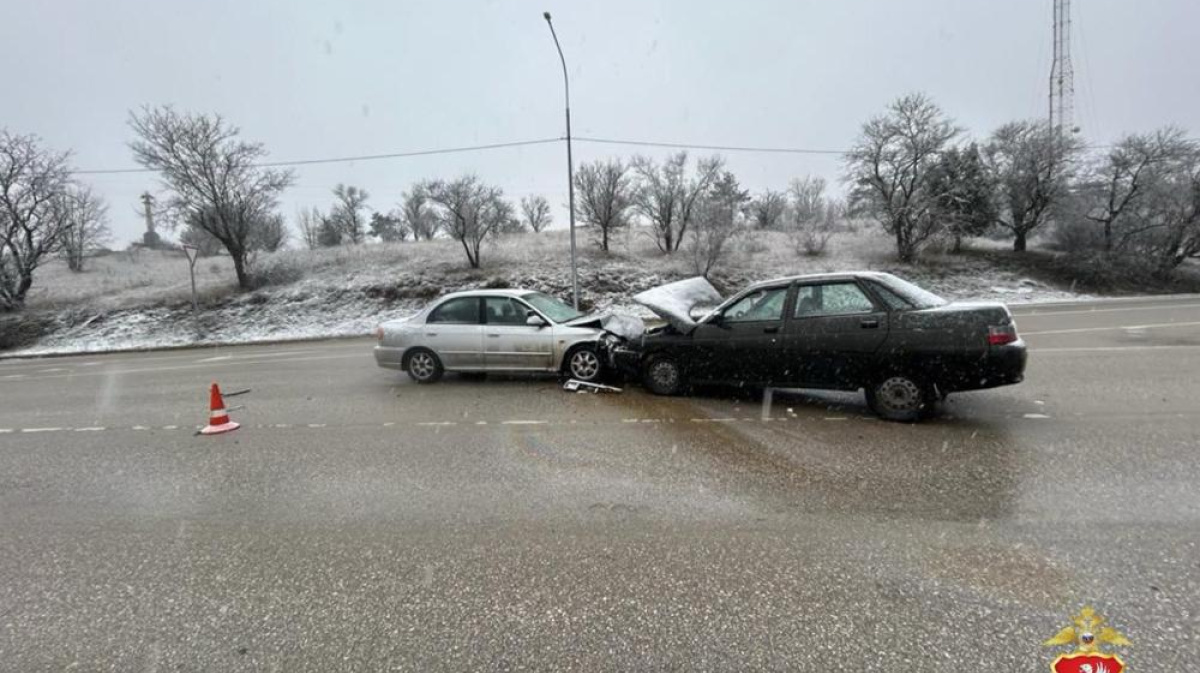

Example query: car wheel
[565,346,603,383]
[405,349,444,384]
[866,374,930,422]
[643,356,684,396]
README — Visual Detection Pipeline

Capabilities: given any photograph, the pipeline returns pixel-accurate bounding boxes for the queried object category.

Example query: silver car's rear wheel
[567,347,602,382]
[406,349,443,383]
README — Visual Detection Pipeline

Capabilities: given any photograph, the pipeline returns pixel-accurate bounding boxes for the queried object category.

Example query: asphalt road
[1,295,1198,671]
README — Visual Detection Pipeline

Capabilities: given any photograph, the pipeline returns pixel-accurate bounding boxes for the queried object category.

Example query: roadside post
[182,244,200,326]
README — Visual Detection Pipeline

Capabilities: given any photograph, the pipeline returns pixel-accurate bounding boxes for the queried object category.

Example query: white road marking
[1032,345,1200,353]
[196,356,232,363]
[21,427,62,433]
[382,422,396,427]
[74,427,105,432]
[1013,302,1200,317]
[500,420,546,425]
[418,421,458,426]
[1023,320,1200,336]
[161,425,178,430]
[307,423,326,428]
[1023,413,1051,419]
[0,428,12,433]
[131,425,150,430]
[1,374,27,380]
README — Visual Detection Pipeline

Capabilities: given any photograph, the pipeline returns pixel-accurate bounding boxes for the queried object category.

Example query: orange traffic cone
[200,382,241,435]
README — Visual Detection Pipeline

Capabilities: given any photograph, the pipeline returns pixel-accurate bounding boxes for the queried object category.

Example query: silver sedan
[373,289,611,383]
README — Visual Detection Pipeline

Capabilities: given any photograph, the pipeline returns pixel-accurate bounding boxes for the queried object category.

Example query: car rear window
[428,297,480,324]
[872,274,947,309]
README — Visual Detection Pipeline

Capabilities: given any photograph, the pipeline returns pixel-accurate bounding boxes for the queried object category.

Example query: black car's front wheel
[643,356,684,396]
[866,374,932,422]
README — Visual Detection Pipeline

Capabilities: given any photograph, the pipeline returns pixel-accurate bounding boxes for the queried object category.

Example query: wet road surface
[1,295,1198,670]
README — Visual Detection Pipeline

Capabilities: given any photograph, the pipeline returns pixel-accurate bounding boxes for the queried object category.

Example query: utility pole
[1049,0,1075,139]
[543,12,580,310]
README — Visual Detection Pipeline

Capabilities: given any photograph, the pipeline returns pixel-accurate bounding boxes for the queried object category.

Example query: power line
[575,136,844,155]
[71,132,1174,177]
[73,137,563,175]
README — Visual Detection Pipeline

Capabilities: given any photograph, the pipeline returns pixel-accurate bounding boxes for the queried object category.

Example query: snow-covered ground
[6,227,1094,357]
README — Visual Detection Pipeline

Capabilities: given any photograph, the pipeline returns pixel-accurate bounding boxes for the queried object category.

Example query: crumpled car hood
[563,313,646,340]
[632,277,724,333]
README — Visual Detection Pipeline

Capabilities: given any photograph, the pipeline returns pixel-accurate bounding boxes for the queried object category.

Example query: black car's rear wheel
[643,356,684,396]
[866,374,932,422]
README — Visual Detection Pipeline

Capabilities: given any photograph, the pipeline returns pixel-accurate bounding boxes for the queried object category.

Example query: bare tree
[788,176,836,256]
[250,212,288,253]
[329,183,369,244]
[984,120,1080,252]
[749,189,787,230]
[687,170,748,277]
[845,92,960,262]
[575,159,633,252]
[296,207,324,250]
[401,184,439,241]
[1082,127,1193,253]
[179,220,224,256]
[128,106,293,289]
[1141,146,1200,275]
[0,131,73,311]
[631,152,724,253]
[521,195,552,233]
[59,186,111,272]
[424,175,512,268]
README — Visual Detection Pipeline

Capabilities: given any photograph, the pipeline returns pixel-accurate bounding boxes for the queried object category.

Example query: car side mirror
[526,314,547,328]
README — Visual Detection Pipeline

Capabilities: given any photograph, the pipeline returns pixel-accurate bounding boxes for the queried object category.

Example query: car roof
[745,271,890,291]
[438,288,535,300]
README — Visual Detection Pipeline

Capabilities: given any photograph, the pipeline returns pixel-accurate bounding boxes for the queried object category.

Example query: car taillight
[374,327,384,341]
[988,324,1018,346]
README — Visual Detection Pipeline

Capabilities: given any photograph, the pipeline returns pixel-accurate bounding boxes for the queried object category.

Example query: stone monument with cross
[140,192,164,249]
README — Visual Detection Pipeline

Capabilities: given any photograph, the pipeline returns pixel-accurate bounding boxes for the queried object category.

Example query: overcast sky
[5,0,1199,245]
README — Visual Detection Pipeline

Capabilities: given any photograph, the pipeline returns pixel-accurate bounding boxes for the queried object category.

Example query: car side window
[722,287,788,323]
[428,297,480,324]
[484,297,529,325]
[794,283,876,318]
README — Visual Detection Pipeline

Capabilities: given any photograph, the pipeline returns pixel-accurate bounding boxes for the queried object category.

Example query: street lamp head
[543,11,552,21]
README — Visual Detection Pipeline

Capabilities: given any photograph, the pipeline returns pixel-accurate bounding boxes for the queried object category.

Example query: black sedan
[613,272,1027,421]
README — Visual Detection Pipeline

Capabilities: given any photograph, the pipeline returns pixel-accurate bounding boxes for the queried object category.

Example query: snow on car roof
[439,288,538,299]
[747,271,893,289]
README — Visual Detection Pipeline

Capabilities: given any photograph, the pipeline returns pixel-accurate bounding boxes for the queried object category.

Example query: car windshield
[872,273,948,309]
[522,292,584,323]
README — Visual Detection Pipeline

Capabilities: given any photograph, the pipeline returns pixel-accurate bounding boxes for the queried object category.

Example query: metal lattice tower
[1049,0,1075,137]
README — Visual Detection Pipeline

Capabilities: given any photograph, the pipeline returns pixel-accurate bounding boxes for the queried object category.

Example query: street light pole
[543,11,580,310]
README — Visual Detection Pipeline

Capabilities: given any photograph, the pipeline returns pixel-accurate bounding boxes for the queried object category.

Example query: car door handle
[763,326,780,334]
[425,332,438,337]
[860,319,880,329]
[487,333,501,338]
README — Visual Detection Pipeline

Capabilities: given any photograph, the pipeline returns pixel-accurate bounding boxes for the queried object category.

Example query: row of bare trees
[845,93,1200,275]
[1,131,112,311]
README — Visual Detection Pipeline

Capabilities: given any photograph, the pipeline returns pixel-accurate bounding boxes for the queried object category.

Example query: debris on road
[563,379,623,394]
